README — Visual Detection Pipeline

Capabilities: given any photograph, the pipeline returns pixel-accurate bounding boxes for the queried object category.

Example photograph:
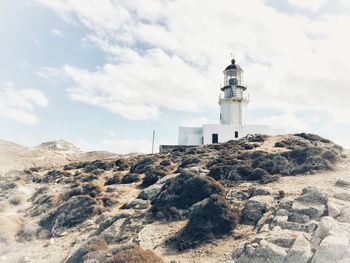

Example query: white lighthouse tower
[160,56,270,151]
[219,58,248,126]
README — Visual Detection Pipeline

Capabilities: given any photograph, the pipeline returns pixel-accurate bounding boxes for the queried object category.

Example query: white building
[178,58,269,146]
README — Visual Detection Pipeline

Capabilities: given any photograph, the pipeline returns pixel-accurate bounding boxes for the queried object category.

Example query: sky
[0,0,350,153]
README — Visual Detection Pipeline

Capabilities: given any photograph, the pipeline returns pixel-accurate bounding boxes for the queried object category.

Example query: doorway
[212,133,218,143]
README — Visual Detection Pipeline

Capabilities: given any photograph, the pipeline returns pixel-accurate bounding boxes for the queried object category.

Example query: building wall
[220,99,247,125]
[203,124,243,144]
[178,127,203,145]
[202,124,269,144]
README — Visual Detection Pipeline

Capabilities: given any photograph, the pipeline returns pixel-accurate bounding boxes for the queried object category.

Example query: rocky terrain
[0,133,349,263]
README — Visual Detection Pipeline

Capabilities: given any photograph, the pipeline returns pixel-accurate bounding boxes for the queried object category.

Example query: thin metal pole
[152,130,155,154]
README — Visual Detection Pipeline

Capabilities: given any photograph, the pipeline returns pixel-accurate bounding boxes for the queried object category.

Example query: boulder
[311,216,341,250]
[122,198,150,210]
[311,235,349,263]
[241,195,274,225]
[288,188,328,222]
[137,184,162,200]
[338,206,350,223]
[334,192,350,201]
[285,234,312,263]
[335,179,350,188]
[296,187,328,205]
[327,202,340,218]
[234,240,287,263]
[248,187,271,197]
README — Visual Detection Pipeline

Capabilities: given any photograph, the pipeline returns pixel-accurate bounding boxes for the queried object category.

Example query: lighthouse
[219,58,248,126]
[159,56,270,152]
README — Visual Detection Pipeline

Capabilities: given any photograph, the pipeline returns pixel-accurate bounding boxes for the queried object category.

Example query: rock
[100,216,144,244]
[137,184,162,200]
[288,211,311,223]
[336,179,350,188]
[338,206,350,223]
[289,188,328,222]
[248,187,271,197]
[17,257,30,263]
[296,187,328,205]
[285,234,312,263]
[136,223,173,250]
[39,195,98,234]
[334,192,350,201]
[276,209,289,217]
[327,202,340,218]
[123,198,150,210]
[0,182,17,191]
[241,195,274,225]
[311,235,349,263]
[234,240,287,263]
[265,228,297,248]
[311,216,341,250]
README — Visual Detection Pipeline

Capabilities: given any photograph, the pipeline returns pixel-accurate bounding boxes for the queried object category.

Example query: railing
[218,92,249,101]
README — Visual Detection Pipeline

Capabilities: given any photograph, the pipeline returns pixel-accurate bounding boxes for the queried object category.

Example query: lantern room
[223,59,244,87]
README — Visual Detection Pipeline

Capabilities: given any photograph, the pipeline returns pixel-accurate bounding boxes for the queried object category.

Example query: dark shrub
[295,133,331,143]
[122,173,141,184]
[261,173,280,184]
[115,159,130,171]
[169,195,239,250]
[84,160,107,173]
[39,195,98,233]
[151,171,225,220]
[42,170,72,183]
[110,244,164,263]
[105,174,123,185]
[251,168,269,181]
[130,158,155,174]
[179,157,200,168]
[65,237,108,263]
[141,169,167,187]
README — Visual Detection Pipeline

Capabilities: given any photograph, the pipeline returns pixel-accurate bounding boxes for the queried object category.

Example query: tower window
[212,134,218,143]
[235,131,239,138]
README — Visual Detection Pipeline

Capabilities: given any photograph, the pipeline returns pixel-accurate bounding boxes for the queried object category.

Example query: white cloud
[287,0,327,12]
[35,0,350,132]
[50,28,64,37]
[0,82,48,125]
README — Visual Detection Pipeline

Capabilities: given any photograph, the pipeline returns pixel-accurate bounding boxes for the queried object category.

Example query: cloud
[287,0,327,12]
[35,0,350,132]
[50,28,64,37]
[0,82,48,125]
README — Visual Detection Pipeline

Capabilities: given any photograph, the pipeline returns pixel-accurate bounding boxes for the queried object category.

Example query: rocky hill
[0,134,349,263]
[0,139,119,173]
